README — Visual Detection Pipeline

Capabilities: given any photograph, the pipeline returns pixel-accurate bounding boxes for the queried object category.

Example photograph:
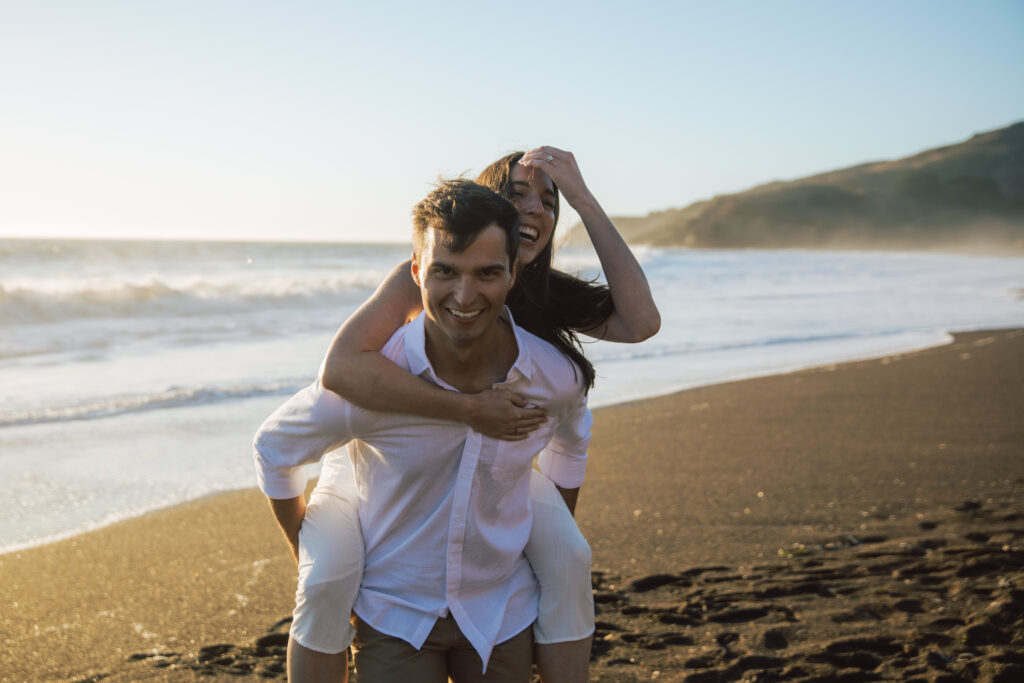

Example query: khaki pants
[353,614,533,682]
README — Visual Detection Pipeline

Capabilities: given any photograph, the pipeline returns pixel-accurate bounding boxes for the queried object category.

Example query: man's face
[412,223,516,349]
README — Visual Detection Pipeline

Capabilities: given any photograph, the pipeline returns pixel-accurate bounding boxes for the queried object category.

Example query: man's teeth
[447,308,482,320]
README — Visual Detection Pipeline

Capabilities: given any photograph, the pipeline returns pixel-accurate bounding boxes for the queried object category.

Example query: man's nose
[453,276,477,305]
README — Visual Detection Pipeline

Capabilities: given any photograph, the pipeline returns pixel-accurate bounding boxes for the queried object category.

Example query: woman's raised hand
[465,388,547,441]
[519,146,594,209]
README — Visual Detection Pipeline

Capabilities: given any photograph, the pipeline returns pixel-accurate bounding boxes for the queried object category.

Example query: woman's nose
[520,192,541,214]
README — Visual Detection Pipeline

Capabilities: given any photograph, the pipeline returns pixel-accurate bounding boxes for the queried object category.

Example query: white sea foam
[0,239,409,361]
[1,239,1022,553]
[0,271,384,326]
[0,378,305,428]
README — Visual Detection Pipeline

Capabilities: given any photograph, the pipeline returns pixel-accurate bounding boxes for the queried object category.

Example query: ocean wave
[553,244,670,275]
[0,272,383,326]
[584,330,919,364]
[0,380,306,428]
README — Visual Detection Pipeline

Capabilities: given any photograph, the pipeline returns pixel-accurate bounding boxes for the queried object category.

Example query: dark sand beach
[2,329,1022,682]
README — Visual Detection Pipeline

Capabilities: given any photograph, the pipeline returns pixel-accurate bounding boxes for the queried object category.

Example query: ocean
[1,238,1021,553]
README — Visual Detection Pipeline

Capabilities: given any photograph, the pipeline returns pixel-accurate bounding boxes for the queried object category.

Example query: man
[254,179,591,681]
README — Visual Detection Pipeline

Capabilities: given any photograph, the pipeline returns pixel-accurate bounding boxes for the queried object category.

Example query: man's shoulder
[512,324,586,396]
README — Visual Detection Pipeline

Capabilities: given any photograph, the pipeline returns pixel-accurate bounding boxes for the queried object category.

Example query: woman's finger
[521,154,557,167]
[522,146,571,164]
[517,415,547,428]
[503,390,528,407]
[520,147,588,205]
[516,406,547,419]
[520,148,558,165]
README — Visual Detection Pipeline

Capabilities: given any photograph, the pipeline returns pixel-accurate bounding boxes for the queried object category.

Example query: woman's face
[508,164,556,265]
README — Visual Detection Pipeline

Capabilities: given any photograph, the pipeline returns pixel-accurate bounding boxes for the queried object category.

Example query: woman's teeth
[519,227,539,242]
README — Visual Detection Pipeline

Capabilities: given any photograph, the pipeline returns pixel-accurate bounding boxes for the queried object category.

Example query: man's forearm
[267,495,306,564]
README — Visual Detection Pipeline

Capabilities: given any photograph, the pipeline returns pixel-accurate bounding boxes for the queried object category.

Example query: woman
[291,147,660,682]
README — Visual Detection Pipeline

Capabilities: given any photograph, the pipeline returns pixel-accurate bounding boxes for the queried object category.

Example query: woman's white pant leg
[290,488,364,654]
[526,470,595,644]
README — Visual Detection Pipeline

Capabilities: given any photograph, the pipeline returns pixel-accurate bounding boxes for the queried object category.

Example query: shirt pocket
[489,421,555,483]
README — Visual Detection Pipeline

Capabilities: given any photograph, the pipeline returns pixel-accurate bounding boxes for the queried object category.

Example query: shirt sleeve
[252,381,354,499]
[536,392,592,489]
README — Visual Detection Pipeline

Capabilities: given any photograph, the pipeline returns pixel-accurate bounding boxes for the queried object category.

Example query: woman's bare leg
[287,470,363,683]
[526,471,595,683]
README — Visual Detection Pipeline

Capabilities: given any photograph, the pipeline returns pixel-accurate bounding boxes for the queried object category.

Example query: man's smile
[446,306,484,321]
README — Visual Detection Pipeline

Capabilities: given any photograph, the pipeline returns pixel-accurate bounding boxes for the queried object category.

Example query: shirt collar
[405,306,533,389]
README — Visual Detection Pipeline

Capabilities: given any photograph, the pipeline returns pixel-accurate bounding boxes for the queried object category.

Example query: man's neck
[424,317,518,394]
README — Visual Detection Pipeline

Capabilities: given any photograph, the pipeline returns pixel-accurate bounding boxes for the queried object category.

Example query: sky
[1,1,1022,244]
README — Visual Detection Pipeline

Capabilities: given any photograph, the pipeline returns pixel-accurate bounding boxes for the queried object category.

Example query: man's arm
[268,495,307,565]
[537,392,593,512]
[253,381,353,500]
[253,382,355,558]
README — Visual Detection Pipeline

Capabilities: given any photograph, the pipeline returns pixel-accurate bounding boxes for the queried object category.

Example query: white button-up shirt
[253,309,592,667]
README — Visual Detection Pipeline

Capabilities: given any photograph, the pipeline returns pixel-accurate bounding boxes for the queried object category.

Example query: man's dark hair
[412,179,519,264]
[476,152,614,391]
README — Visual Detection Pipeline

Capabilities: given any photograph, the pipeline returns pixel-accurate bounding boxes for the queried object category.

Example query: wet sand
[2,329,1022,682]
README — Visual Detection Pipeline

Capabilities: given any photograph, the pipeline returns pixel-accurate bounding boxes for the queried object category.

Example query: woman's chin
[518,241,540,265]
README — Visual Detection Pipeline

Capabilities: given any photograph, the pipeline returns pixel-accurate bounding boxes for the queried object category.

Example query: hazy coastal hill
[564,122,1024,252]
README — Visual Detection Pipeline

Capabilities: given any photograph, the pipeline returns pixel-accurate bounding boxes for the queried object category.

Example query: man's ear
[410,252,422,287]
[508,258,518,289]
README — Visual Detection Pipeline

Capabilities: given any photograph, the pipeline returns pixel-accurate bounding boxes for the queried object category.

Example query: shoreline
[2,324,997,556]
[585,327,958,411]
[2,328,1021,681]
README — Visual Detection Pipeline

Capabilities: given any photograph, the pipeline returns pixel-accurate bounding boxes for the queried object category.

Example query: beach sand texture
[1,329,1021,682]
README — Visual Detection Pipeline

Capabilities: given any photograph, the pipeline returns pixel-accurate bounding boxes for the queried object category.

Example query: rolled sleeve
[537,394,592,489]
[253,381,353,499]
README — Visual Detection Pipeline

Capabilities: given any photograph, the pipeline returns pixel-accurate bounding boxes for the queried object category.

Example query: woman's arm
[320,260,547,440]
[520,146,661,343]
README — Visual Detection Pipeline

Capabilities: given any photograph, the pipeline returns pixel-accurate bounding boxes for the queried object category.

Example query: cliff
[563,122,1024,252]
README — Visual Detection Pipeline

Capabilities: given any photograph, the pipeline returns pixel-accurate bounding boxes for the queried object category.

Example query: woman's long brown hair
[477,152,614,390]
